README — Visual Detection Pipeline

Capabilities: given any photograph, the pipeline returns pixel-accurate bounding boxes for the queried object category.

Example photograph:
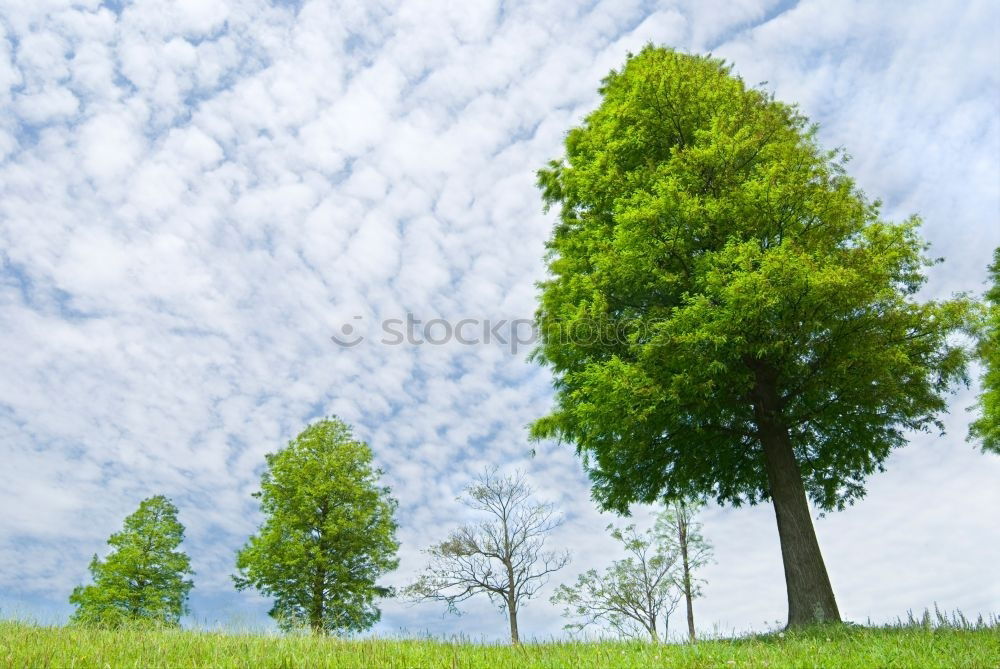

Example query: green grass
[1,620,997,668]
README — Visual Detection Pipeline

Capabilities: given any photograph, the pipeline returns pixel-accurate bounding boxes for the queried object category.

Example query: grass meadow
[2,613,998,668]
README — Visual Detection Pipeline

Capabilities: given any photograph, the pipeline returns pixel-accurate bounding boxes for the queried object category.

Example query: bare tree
[551,522,681,642]
[404,468,570,643]
[658,499,713,642]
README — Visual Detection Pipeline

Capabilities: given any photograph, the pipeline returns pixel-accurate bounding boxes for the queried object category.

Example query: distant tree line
[67,416,715,643]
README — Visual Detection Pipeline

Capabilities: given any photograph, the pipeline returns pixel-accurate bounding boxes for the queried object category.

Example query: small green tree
[551,521,680,642]
[531,46,970,627]
[69,495,194,627]
[970,248,1000,453]
[657,499,713,641]
[234,416,399,635]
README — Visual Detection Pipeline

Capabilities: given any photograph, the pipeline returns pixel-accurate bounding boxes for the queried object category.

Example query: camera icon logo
[330,316,365,347]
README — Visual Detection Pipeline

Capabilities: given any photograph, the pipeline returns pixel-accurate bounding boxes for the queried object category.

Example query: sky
[1,0,998,641]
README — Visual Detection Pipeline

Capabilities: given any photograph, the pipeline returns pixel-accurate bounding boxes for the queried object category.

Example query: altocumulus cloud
[0,0,998,638]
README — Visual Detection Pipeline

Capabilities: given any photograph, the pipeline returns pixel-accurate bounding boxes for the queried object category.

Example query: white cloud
[13,86,79,124]
[78,113,144,182]
[0,0,998,640]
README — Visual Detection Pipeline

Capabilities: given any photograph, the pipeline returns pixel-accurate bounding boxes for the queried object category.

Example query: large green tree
[969,247,1000,453]
[69,495,194,627]
[530,46,970,627]
[234,417,399,635]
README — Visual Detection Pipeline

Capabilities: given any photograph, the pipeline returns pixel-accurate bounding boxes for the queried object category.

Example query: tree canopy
[530,46,969,626]
[234,417,399,635]
[69,495,194,627]
[969,247,1000,453]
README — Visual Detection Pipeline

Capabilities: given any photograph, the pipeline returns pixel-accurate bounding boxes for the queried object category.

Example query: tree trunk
[501,506,520,645]
[750,366,841,627]
[310,570,325,635]
[678,509,696,642]
[311,501,328,635]
[684,584,695,641]
[507,595,520,644]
